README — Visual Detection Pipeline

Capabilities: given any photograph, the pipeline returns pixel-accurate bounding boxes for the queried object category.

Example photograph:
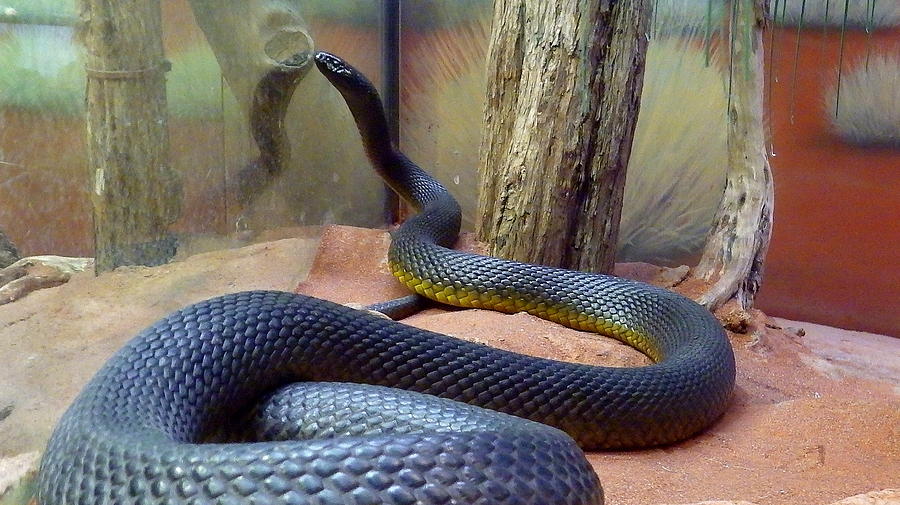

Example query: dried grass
[826,53,900,146]
[618,36,728,266]
[651,0,726,36]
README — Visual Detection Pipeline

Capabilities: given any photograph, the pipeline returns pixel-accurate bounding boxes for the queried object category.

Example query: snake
[36,51,735,505]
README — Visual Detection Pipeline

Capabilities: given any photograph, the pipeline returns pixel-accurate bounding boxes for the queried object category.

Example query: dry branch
[691,0,774,310]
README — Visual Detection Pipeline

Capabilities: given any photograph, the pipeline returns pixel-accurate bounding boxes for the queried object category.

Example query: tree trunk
[691,0,774,310]
[476,0,650,273]
[79,0,180,272]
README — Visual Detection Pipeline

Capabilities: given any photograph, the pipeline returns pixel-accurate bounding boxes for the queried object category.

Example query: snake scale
[37,51,735,505]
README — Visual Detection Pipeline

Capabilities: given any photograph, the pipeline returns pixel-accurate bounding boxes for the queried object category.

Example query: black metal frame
[380,0,401,224]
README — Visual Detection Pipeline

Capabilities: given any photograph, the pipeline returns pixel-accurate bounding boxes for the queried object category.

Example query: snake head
[315,50,393,156]
[314,51,378,98]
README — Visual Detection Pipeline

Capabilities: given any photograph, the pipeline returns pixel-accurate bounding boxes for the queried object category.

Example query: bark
[476,0,650,273]
[79,0,180,272]
[692,0,774,310]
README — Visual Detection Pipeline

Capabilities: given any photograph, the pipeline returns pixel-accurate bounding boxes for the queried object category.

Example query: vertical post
[79,0,180,273]
[381,0,401,224]
[477,0,650,273]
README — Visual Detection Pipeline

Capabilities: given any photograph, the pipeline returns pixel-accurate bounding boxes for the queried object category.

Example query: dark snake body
[37,52,735,505]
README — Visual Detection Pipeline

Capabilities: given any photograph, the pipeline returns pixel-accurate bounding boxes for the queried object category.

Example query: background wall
[756,24,900,336]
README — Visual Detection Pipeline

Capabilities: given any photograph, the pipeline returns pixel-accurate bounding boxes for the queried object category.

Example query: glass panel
[0,3,388,501]
[619,0,728,266]
[398,0,493,231]
[1,17,86,256]
[758,0,900,334]
[0,0,386,264]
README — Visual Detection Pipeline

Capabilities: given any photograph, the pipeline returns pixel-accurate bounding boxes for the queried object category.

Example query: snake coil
[37,51,735,505]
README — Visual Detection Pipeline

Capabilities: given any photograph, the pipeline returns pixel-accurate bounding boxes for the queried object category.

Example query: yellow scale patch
[390,262,662,362]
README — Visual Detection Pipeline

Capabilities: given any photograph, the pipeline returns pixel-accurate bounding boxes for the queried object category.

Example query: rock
[0,230,18,269]
[0,451,39,502]
[296,225,412,304]
[828,489,900,505]
[777,317,900,390]
[614,262,691,288]
[0,256,93,305]
[714,298,754,334]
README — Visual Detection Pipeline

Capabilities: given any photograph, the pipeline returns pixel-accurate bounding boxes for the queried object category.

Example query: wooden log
[476,0,650,273]
[691,0,774,310]
[79,0,180,272]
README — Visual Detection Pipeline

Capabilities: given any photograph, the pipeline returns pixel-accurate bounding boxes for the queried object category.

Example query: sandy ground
[0,225,897,505]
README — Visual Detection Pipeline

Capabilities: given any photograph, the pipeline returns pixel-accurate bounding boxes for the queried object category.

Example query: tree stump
[476,0,650,273]
[79,0,180,272]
